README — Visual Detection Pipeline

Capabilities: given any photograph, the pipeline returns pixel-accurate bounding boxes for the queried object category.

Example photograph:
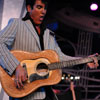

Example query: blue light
[47,22,58,31]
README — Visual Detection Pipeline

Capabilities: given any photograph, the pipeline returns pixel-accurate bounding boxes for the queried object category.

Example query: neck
[36,25,41,35]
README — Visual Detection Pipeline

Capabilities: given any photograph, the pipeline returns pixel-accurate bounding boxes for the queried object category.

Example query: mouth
[40,16,44,21]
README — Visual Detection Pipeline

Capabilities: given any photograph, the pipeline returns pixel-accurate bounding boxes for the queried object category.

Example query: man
[0,0,99,100]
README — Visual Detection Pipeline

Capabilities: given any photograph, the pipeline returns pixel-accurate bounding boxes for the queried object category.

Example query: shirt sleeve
[49,34,80,62]
[0,18,20,75]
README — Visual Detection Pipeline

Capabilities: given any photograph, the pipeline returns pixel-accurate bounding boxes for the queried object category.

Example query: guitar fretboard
[48,56,100,70]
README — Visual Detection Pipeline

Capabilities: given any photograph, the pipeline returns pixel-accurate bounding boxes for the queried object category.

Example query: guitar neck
[48,56,100,70]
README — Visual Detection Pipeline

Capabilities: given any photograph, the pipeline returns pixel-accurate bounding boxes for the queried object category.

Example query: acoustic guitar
[0,50,99,98]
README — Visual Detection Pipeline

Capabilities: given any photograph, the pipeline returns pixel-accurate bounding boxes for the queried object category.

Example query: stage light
[66,77,68,80]
[62,76,65,80]
[90,3,98,11]
[75,76,80,80]
[47,22,58,31]
[70,76,74,80]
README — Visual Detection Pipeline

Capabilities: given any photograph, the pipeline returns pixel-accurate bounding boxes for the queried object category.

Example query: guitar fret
[48,57,94,70]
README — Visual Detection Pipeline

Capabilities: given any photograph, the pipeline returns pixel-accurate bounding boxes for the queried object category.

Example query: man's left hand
[87,53,99,69]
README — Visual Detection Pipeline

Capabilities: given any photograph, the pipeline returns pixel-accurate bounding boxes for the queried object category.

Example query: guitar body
[0,50,62,98]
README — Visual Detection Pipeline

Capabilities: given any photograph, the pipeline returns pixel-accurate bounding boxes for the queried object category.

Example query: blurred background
[0,0,100,100]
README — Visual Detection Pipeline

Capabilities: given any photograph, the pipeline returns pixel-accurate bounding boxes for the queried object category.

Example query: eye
[37,5,42,9]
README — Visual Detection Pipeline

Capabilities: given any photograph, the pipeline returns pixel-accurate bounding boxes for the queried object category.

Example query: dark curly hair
[25,0,49,9]
[22,0,49,26]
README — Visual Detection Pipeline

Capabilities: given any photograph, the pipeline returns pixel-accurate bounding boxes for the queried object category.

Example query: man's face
[27,0,47,25]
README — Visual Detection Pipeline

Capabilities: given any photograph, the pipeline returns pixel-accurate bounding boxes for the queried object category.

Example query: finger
[88,62,99,69]
[14,79,18,86]
[94,61,99,68]
[93,57,98,63]
[15,74,23,88]
[18,75,24,87]
[14,79,21,88]
[25,70,28,80]
[87,63,95,68]
[15,74,21,88]
[92,57,99,68]
[94,63,99,69]
[21,73,25,82]
[21,70,27,81]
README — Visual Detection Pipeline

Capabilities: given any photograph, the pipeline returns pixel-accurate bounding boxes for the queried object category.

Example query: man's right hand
[14,65,28,88]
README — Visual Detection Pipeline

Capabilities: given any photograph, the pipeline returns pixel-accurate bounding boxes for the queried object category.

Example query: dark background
[0,0,100,100]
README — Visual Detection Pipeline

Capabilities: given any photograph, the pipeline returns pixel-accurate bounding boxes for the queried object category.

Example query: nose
[42,8,47,14]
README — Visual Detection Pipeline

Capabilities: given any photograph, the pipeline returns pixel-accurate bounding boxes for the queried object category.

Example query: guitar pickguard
[29,73,49,82]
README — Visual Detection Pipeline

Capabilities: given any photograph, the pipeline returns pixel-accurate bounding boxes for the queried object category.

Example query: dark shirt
[21,13,57,100]
[22,13,45,50]
[29,17,44,50]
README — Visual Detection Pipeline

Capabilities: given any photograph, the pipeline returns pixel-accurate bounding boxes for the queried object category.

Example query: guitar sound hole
[36,63,49,76]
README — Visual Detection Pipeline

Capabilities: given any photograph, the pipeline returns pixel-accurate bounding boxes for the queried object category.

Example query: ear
[27,5,32,12]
